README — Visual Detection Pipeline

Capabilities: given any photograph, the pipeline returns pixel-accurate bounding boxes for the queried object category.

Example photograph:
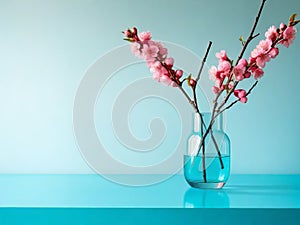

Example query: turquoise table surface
[0,174,299,225]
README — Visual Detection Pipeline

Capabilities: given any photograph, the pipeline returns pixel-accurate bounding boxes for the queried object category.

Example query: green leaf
[290,13,297,23]
[123,38,133,42]
[292,19,300,26]
[289,13,299,26]
[239,36,245,46]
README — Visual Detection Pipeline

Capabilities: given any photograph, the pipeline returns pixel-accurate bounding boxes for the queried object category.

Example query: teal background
[0,0,299,174]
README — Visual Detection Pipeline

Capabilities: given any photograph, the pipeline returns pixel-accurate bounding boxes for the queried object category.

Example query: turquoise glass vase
[184,113,230,189]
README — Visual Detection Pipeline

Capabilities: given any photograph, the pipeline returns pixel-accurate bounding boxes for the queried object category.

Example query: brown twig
[196,41,213,82]
[193,41,213,183]
[210,129,224,169]
[177,85,197,112]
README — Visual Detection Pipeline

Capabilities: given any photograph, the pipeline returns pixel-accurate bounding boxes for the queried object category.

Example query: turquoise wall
[0,0,299,174]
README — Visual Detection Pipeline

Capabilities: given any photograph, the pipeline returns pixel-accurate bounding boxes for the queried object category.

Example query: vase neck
[214,113,224,131]
[193,113,201,132]
[193,112,224,133]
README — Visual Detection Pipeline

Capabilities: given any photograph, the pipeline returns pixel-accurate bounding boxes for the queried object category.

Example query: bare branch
[195,41,213,82]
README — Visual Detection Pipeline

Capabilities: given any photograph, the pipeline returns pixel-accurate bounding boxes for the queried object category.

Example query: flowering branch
[194,2,298,157]
[195,0,267,158]
[122,1,299,184]
[236,0,266,66]
[219,81,258,115]
[216,0,267,111]
[208,2,298,114]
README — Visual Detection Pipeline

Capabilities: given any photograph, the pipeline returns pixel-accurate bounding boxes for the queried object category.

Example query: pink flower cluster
[234,89,247,103]
[123,28,184,87]
[209,22,297,103]
[208,50,233,94]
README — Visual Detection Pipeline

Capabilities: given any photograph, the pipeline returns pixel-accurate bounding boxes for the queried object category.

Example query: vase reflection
[183,188,229,208]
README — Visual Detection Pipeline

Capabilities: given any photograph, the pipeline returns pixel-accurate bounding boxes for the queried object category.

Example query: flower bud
[280,23,287,31]
[188,78,196,87]
[124,29,131,37]
[244,71,251,78]
[175,69,183,78]
[131,27,137,35]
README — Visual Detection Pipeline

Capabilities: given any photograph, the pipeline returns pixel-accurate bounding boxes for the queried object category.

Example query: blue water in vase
[184,155,230,189]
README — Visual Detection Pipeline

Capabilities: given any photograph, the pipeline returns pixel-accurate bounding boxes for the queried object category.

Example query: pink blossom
[212,86,221,93]
[250,40,271,63]
[130,42,142,58]
[238,58,248,67]
[152,68,168,82]
[240,97,247,103]
[160,66,169,76]
[155,42,168,58]
[170,81,177,87]
[219,71,230,80]
[153,73,177,87]
[209,66,218,81]
[148,60,161,71]
[216,50,229,61]
[281,26,297,48]
[217,60,231,73]
[269,47,279,58]
[123,28,179,88]
[233,59,248,81]
[257,39,272,53]
[233,66,245,81]
[235,89,246,98]
[248,56,256,65]
[256,54,270,68]
[209,58,232,94]
[250,48,259,59]
[265,25,278,42]
[146,60,156,68]
[164,57,174,68]
[139,31,152,42]
[142,44,159,60]
[150,60,161,68]
[252,67,264,80]
[152,72,161,82]
[234,89,247,103]
[150,63,168,77]
[160,75,173,86]
[250,39,274,68]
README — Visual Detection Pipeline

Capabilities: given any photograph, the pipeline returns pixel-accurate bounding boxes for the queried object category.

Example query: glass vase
[184,113,230,189]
